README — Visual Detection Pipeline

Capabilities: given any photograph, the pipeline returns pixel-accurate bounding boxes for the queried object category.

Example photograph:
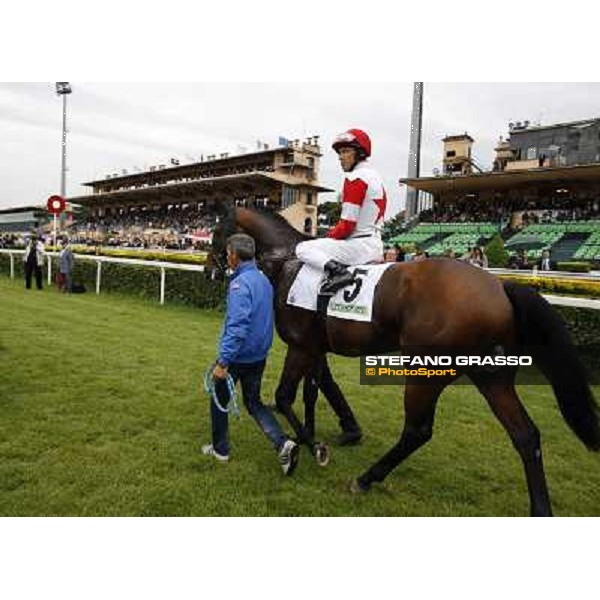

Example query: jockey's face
[337,146,358,172]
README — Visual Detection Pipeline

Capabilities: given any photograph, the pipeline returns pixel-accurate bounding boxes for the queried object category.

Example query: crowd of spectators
[79,204,216,235]
[69,204,217,250]
[420,197,600,225]
[0,233,23,249]
[385,244,489,268]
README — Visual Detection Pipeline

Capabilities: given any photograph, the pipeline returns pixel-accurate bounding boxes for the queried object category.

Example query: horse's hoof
[314,442,330,467]
[337,430,363,446]
[349,479,370,494]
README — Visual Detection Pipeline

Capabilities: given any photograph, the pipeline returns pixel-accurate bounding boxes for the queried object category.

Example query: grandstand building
[68,137,332,239]
[504,117,600,169]
[0,206,48,233]
[398,118,600,264]
[0,204,77,236]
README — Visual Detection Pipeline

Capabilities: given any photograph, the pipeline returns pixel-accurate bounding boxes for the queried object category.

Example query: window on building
[306,192,314,205]
[282,186,299,209]
[304,217,313,233]
[527,147,537,160]
[446,150,456,158]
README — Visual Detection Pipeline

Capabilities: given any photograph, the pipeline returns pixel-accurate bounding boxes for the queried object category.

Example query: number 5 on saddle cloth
[287,263,393,322]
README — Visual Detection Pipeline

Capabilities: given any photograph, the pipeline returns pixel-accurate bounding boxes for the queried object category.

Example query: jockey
[296,128,387,294]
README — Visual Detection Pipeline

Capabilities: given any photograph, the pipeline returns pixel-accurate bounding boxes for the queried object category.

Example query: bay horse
[215,205,600,516]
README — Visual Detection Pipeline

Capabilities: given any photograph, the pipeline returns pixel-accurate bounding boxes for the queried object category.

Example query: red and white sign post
[47,195,66,248]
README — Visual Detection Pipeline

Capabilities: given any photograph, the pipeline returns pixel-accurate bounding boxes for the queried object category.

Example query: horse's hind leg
[471,374,553,517]
[353,382,443,492]
[318,356,362,445]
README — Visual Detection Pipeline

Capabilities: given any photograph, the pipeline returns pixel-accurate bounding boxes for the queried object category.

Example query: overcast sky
[2,82,600,217]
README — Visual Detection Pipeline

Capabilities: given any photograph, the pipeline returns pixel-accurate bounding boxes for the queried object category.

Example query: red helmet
[332,128,372,158]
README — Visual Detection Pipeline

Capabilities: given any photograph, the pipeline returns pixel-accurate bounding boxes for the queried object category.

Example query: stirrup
[319,272,355,296]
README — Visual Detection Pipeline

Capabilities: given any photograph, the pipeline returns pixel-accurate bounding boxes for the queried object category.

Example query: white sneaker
[201,444,229,463]
[278,439,299,476]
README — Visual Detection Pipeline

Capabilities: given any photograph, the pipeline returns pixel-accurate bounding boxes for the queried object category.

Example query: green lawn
[1,276,599,516]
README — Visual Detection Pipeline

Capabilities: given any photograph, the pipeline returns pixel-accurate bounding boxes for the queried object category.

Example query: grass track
[1,276,599,516]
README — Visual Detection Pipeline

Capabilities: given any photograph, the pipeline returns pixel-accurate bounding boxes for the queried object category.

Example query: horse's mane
[249,207,314,245]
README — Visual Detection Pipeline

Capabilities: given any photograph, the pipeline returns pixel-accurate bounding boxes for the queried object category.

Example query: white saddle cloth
[287,262,394,322]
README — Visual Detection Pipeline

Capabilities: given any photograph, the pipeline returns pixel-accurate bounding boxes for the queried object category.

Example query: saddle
[287,261,393,322]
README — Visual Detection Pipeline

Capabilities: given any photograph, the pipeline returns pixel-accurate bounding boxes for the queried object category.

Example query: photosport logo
[359,346,600,386]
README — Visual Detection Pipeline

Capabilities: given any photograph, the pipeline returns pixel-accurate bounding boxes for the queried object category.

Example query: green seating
[573,229,600,260]
[411,222,498,235]
[507,222,600,262]
[389,232,434,245]
[403,222,499,256]
[427,233,492,257]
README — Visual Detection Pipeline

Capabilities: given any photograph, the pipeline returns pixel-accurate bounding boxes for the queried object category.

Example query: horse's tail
[503,281,600,451]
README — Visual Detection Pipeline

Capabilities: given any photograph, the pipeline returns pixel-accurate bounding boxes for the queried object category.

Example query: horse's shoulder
[281,258,304,278]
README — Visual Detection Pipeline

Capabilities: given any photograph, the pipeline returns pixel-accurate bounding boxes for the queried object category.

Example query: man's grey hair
[227,233,255,261]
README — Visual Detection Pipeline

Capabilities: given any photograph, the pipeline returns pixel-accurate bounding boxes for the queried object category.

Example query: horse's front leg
[302,374,318,440]
[276,347,330,466]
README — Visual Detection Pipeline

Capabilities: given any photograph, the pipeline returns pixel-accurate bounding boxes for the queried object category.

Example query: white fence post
[9,252,14,278]
[47,255,52,285]
[96,260,102,295]
[160,267,166,305]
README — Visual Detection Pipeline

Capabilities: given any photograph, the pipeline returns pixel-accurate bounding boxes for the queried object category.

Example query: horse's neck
[236,207,299,256]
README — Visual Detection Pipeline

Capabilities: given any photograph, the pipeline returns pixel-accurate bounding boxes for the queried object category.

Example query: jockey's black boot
[320,260,355,295]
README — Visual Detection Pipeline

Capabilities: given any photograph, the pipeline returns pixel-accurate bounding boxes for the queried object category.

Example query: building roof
[400,163,600,194]
[510,117,600,135]
[442,134,474,143]
[0,205,46,216]
[82,145,321,188]
[69,172,333,205]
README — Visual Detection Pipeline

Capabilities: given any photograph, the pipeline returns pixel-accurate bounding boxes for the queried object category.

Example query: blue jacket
[218,261,274,366]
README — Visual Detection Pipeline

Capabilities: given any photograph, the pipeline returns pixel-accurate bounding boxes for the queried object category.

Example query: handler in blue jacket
[202,233,299,475]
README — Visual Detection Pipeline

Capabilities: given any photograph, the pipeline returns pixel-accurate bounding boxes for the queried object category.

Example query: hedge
[554,306,600,377]
[554,305,600,346]
[556,261,592,273]
[497,274,600,299]
[0,253,226,310]
[65,246,209,266]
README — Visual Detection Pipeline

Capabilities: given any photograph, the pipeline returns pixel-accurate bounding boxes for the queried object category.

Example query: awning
[400,163,600,194]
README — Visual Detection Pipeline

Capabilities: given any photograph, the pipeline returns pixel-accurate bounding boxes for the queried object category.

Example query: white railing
[0,249,206,305]
[542,294,600,310]
[2,249,599,310]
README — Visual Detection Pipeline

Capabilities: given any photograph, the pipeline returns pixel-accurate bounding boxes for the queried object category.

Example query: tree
[317,201,341,234]
[381,212,406,243]
[485,233,509,268]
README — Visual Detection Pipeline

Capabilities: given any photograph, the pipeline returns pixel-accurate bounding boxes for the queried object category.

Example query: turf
[1,276,599,516]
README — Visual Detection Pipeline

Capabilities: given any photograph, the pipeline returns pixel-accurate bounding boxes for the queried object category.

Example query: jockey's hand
[212,363,229,380]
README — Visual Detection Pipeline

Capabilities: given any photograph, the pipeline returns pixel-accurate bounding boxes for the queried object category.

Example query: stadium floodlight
[54,82,73,242]
[55,82,72,95]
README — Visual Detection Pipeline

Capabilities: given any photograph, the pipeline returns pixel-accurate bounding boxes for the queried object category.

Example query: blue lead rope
[204,365,240,419]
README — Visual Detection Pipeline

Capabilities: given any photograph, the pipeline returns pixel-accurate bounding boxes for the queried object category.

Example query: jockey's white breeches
[295,236,384,271]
